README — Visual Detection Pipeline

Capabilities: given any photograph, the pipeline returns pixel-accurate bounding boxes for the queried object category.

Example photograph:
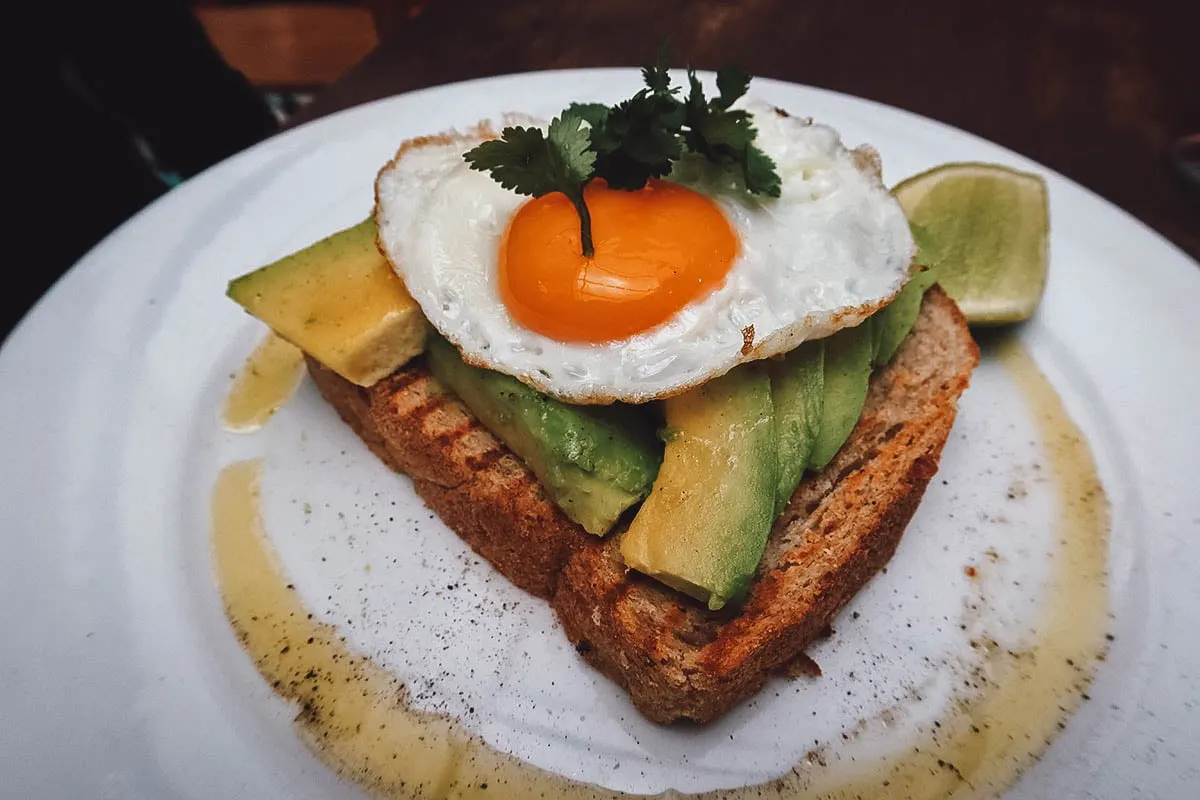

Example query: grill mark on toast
[405,387,451,428]
[499,469,541,502]
[834,451,873,485]
[380,369,426,395]
[432,426,474,454]
[464,447,507,473]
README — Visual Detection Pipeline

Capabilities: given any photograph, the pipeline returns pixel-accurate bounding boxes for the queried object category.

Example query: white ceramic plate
[1,70,1197,800]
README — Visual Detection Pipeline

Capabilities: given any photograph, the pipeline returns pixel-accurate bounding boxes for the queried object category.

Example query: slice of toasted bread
[306,286,978,722]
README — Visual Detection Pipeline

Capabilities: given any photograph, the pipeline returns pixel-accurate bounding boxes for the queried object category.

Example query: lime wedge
[893,162,1049,325]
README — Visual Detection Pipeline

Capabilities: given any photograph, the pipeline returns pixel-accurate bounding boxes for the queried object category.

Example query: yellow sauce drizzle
[223,333,305,432]
[212,460,608,798]
[211,336,1109,799]
[785,336,1111,798]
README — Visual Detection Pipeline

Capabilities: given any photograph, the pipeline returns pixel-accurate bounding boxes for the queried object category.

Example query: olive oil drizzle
[223,333,305,432]
[781,336,1111,798]
[212,460,611,799]
[211,338,1109,799]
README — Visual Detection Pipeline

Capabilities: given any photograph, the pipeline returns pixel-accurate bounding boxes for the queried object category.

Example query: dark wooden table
[299,0,1199,262]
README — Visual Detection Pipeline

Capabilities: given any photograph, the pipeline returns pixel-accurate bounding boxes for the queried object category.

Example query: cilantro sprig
[681,66,782,197]
[463,52,782,257]
[464,111,597,253]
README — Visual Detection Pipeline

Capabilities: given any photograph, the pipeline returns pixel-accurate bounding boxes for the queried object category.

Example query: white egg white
[374,100,915,404]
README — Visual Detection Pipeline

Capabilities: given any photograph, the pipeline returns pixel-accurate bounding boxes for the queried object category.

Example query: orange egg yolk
[498,179,738,342]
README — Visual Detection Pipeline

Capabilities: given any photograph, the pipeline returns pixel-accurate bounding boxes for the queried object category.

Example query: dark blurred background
[11,0,1198,344]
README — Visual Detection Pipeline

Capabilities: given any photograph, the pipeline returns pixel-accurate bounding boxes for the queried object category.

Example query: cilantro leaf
[463,111,598,254]
[588,90,684,190]
[680,66,781,197]
[696,109,756,152]
[566,102,610,129]
[643,63,672,94]
[462,112,594,197]
[642,40,674,94]
[582,44,688,189]
[713,65,751,111]
[683,69,708,133]
[462,125,560,196]
[546,110,596,185]
[743,144,781,197]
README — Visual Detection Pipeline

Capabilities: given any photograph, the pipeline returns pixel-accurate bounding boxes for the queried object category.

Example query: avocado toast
[302,285,975,723]
[227,63,982,724]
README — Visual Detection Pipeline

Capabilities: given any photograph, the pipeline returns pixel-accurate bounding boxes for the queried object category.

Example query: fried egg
[375,99,914,404]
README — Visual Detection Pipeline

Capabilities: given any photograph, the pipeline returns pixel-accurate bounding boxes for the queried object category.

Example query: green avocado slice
[424,334,661,535]
[768,340,824,514]
[619,366,777,610]
[807,319,875,472]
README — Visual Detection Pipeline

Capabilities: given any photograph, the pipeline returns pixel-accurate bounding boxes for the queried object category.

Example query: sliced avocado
[808,320,874,472]
[619,366,777,610]
[768,340,824,514]
[424,335,661,536]
[874,265,939,366]
[868,222,939,364]
[870,309,888,365]
[227,218,427,387]
[874,222,944,365]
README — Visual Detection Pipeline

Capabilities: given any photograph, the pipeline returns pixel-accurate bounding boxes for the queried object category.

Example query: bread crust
[306,286,979,722]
